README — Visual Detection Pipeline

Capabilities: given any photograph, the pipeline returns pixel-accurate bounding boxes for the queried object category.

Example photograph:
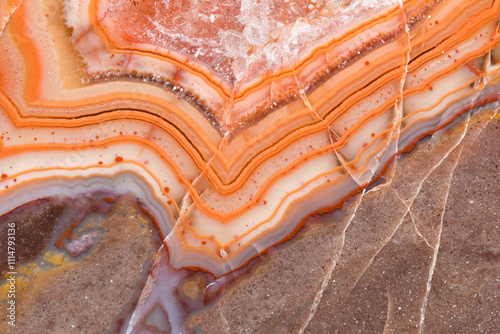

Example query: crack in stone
[339,111,471,303]
[418,104,499,333]
[389,114,470,208]
[346,189,408,294]
[218,303,232,334]
[409,211,436,250]
[383,284,395,333]
[297,190,366,334]
[464,108,498,149]
[418,144,465,333]
[0,0,23,37]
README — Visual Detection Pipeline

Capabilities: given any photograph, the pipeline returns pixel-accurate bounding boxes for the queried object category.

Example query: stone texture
[0,199,65,275]
[423,112,500,333]
[0,108,498,333]
[189,106,500,334]
[0,196,161,334]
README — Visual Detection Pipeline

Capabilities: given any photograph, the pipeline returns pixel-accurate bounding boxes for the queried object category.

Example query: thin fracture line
[418,143,464,333]
[298,191,365,334]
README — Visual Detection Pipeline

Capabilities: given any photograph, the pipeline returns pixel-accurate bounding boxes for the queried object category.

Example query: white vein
[298,190,365,334]
[383,285,395,333]
[218,303,232,334]
[409,210,435,250]
[0,0,24,37]
[328,109,471,307]
[418,106,498,333]
[417,143,463,333]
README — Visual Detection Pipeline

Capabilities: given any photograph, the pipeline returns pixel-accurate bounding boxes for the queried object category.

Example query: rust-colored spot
[115,156,123,162]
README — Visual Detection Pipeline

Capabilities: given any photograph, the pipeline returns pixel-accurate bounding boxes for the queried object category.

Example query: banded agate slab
[0,0,499,279]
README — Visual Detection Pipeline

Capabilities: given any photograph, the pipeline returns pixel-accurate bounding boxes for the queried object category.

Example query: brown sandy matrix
[0,0,499,332]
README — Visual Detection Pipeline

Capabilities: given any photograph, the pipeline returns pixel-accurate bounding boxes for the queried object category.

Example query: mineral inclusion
[0,0,499,332]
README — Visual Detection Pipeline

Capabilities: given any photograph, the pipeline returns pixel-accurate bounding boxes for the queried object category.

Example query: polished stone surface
[1,0,499,329]
[0,106,498,333]
[189,106,500,333]
[0,196,161,333]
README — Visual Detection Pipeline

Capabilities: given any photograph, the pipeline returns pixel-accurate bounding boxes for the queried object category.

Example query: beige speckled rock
[188,106,500,334]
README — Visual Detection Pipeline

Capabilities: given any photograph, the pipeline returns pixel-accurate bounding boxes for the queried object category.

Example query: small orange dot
[115,156,123,162]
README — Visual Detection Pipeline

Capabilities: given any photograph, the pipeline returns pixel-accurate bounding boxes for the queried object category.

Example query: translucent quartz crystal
[0,0,499,280]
